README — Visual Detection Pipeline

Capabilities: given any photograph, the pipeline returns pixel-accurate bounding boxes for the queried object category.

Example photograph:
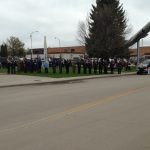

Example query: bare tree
[7,36,25,57]
[77,15,89,45]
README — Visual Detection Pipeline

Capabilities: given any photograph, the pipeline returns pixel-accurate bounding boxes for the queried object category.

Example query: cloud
[0,0,149,49]
[120,0,150,46]
[0,0,95,48]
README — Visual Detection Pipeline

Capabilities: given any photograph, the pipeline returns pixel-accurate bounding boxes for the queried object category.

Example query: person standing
[58,59,63,74]
[103,59,108,74]
[88,59,92,74]
[93,59,98,74]
[110,59,115,74]
[52,59,56,74]
[117,59,123,74]
[30,59,34,73]
[37,57,42,73]
[10,58,16,74]
[98,58,103,74]
[44,60,49,73]
[64,59,70,74]
[83,60,87,74]
[77,60,81,74]
[7,57,12,74]
[72,60,76,74]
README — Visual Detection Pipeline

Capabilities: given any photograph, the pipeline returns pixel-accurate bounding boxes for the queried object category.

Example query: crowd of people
[3,56,132,75]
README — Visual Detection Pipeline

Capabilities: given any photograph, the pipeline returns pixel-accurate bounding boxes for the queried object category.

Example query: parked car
[137,59,150,75]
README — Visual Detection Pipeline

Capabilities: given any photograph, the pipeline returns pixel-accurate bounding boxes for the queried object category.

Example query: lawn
[0,66,136,78]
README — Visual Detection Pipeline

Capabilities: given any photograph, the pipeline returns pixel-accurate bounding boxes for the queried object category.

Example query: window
[71,49,75,52]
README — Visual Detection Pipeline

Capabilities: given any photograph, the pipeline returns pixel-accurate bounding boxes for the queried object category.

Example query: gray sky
[0,0,149,49]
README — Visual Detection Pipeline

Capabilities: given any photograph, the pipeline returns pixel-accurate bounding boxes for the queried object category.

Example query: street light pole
[137,40,140,66]
[30,31,38,59]
[141,38,144,47]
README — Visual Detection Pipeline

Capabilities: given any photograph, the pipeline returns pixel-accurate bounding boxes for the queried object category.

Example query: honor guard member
[44,60,49,73]
[11,58,16,74]
[98,58,103,74]
[72,60,76,74]
[103,59,108,74]
[117,59,123,74]
[88,59,92,74]
[23,58,28,73]
[52,59,56,74]
[110,59,115,74]
[30,59,34,73]
[65,59,70,74]
[93,59,98,74]
[77,60,81,74]
[83,60,87,74]
[58,59,63,74]
[37,57,42,73]
[7,56,12,74]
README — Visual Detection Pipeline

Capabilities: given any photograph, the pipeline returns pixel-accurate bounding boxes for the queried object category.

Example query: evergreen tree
[0,44,8,57]
[86,0,129,58]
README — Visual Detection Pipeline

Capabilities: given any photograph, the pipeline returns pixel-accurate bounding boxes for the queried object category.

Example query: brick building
[130,46,150,59]
[48,46,86,59]
[26,46,86,60]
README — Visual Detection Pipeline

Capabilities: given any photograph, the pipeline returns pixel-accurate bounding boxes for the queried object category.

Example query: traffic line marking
[0,88,142,134]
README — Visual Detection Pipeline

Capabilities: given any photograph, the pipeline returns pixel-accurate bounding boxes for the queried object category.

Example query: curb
[0,73,136,88]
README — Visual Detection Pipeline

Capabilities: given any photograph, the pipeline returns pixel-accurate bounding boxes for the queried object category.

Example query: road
[0,75,150,150]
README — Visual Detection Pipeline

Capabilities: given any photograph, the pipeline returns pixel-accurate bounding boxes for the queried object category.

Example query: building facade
[26,46,86,60]
[130,46,150,59]
[47,46,86,59]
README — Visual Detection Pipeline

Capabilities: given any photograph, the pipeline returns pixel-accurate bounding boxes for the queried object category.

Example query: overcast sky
[0,0,149,49]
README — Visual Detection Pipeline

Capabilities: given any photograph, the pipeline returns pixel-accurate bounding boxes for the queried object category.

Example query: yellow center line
[62,88,140,115]
[0,87,142,134]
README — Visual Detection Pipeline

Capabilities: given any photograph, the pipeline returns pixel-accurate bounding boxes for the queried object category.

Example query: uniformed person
[98,58,103,74]
[77,60,81,74]
[72,60,76,74]
[44,60,49,73]
[11,58,16,74]
[93,59,98,74]
[110,59,115,74]
[83,60,87,74]
[7,57,12,74]
[103,59,108,74]
[88,59,92,74]
[58,59,63,74]
[52,59,56,74]
[65,59,70,74]
[117,59,123,74]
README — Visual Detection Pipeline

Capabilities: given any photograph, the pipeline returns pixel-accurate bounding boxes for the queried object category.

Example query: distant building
[27,45,150,60]
[48,46,86,59]
[26,46,86,60]
[130,46,150,59]
[26,48,44,59]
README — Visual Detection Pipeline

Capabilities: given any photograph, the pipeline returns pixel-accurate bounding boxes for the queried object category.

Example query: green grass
[0,66,136,78]
[0,68,7,73]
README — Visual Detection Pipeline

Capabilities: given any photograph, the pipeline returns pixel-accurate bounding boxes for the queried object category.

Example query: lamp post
[30,31,38,59]
[54,37,61,58]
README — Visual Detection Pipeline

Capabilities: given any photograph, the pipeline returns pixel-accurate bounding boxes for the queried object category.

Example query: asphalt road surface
[0,75,150,150]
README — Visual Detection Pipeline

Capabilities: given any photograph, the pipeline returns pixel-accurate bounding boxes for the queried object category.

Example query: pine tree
[0,44,8,57]
[86,0,129,58]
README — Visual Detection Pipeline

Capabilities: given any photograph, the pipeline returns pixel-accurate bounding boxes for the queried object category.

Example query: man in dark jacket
[110,59,115,74]
[77,60,81,74]
[98,59,103,74]
[117,59,123,74]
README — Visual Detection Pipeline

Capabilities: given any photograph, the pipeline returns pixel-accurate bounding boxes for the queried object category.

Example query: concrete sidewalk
[0,73,135,88]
